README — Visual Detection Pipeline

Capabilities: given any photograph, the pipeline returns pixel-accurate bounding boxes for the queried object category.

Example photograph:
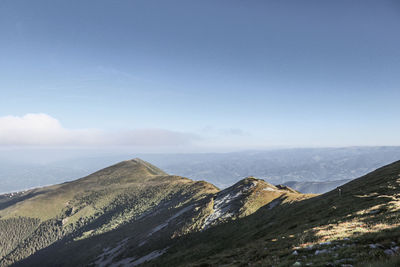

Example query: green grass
[0,159,219,266]
[3,159,400,267]
[149,160,400,267]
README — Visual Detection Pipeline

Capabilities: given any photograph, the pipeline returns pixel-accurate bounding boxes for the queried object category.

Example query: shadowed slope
[0,159,217,266]
[0,158,312,267]
[149,160,400,267]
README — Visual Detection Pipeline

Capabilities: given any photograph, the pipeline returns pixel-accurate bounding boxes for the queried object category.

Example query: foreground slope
[0,159,308,266]
[150,160,400,266]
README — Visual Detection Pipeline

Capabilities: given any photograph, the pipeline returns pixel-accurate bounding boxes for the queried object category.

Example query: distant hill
[284,179,350,194]
[2,146,400,193]
[145,147,400,188]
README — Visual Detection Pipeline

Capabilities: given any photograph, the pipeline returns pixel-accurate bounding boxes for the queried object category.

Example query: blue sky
[1,0,400,151]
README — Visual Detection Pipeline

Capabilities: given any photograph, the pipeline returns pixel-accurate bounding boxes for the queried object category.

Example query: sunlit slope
[0,158,168,220]
[152,160,400,267]
[0,159,217,266]
[0,158,312,266]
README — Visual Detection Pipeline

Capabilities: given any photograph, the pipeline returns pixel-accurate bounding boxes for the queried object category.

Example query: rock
[314,249,330,255]
[62,218,69,225]
[384,249,395,256]
[334,258,353,264]
[369,243,384,249]
[315,249,328,255]
[368,209,382,215]
[391,246,400,253]
[293,261,302,266]
[292,250,298,255]
[320,241,332,246]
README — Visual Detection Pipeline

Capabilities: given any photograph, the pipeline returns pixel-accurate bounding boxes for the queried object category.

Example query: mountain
[284,179,351,194]
[150,160,400,266]
[2,158,400,266]
[0,159,310,266]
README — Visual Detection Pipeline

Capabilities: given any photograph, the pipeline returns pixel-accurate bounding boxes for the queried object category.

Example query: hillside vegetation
[150,160,400,267]
[0,158,308,266]
[2,159,400,266]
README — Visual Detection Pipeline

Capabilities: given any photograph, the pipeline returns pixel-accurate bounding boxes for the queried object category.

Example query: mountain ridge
[2,159,400,266]
[149,160,400,266]
[0,158,310,266]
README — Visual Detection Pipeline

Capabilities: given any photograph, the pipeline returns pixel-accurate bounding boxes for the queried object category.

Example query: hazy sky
[1,0,400,151]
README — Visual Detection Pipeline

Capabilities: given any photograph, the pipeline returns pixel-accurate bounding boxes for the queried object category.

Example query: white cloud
[0,113,197,147]
[201,126,249,137]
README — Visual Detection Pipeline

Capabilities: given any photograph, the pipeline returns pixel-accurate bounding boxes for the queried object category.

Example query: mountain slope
[284,179,351,194]
[5,159,399,266]
[0,159,310,266]
[150,160,400,266]
[0,159,217,266]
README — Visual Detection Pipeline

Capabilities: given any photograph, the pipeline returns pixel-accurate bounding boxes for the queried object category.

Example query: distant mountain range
[1,158,400,266]
[1,146,400,193]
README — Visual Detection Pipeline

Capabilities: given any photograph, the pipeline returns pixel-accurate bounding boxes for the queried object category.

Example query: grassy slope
[0,159,310,267]
[0,159,168,220]
[0,159,218,266]
[149,160,400,267]
[5,159,400,266]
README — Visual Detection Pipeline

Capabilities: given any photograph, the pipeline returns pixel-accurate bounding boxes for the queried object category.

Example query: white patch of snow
[138,240,147,247]
[147,205,193,237]
[130,248,168,266]
[263,187,276,191]
[201,180,261,229]
[202,186,251,229]
[147,222,168,237]
[95,238,129,267]
[169,205,193,220]
[109,257,136,266]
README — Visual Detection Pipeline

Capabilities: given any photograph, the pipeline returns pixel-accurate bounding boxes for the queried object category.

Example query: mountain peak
[74,158,168,186]
[200,176,309,229]
[121,158,167,175]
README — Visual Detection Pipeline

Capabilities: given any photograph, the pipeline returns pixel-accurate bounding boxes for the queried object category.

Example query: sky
[1,0,400,152]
